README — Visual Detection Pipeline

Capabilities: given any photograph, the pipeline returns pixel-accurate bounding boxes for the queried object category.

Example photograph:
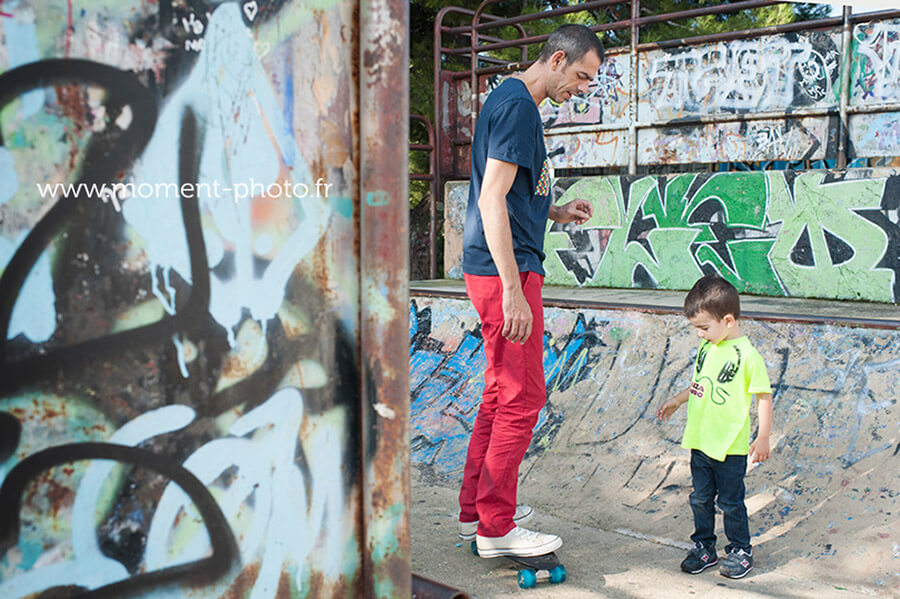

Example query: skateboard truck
[470,541,567,589]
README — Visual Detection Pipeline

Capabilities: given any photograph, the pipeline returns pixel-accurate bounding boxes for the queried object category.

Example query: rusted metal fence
[433,1,900,183]
[410,114,439,279]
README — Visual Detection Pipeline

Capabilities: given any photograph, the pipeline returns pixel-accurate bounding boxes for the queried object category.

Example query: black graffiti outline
[0,60,239,594]
[0,443,238,598]
[0,59,211,395]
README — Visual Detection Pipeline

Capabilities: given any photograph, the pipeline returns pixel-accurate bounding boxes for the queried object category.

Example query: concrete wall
[0,1,409,598]
[445,168,900,303]
[409,295,900,592]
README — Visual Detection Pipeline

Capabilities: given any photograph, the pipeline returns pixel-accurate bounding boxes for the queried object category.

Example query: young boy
[657,274,773,579]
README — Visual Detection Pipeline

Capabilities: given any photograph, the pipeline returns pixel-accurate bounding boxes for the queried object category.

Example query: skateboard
[470,541,567,589]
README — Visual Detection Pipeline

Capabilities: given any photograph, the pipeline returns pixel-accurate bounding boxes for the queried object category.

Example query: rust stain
[43,476,74,518]
[319,119,350,167]
[220,349,256,382]
[307,570,356,599]
[219,561,260,599]
[54,84,90,171]
[276,570,291,598]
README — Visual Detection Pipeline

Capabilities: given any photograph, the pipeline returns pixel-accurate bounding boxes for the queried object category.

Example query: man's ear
[550,50,567,69]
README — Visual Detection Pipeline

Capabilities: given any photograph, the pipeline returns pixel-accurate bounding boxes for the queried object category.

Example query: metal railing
[410,114,438,279]
[433,0,900,183]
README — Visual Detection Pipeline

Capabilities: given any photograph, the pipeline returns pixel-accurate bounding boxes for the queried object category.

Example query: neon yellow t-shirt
[681,336,772,461]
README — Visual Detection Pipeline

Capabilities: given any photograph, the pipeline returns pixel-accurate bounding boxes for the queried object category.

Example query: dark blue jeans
[689,450,751,553]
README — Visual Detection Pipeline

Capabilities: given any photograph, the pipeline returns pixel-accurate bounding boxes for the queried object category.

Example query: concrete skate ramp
[409,292,900,594]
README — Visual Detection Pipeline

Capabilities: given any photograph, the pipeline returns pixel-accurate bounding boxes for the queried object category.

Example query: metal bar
[411,114,439,279]
[446,45,632,79]
[637,17,845,50]
[637,106,837,128]
[410,113,438,279]
[360,0,410,594]
[460,20,630,55]
[636,0,782,26]
[838,5,852,169]
[442,8,532,34]
[441,31,514,44]
[629,0,639,175]
[848,102,900,114]
[632,10,900,50]
[468,0,627,32]
[849,9,900,23]
[435,7,473,219]
[412,574,473,599]
[470,2,484,163]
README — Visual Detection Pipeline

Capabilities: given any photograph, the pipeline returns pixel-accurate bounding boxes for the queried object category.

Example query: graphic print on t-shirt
[535,157,552,197]
[716,346,741,383]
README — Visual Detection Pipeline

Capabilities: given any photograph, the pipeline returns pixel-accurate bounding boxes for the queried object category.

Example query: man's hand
[749,436,770,463]
[502,286,532,344]
[550,199,593,225]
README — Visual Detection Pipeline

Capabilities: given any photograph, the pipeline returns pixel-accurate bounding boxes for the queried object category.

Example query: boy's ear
[724,314,736,327]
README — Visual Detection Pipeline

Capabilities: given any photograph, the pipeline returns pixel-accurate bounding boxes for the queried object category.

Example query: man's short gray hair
[537,24,604,65]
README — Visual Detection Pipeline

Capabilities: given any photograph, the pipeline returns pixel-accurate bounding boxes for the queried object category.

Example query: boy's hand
[656,398,681,421]
[749,436,770,463]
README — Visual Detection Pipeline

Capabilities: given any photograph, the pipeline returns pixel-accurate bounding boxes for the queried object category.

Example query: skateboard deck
[470,541,567,588]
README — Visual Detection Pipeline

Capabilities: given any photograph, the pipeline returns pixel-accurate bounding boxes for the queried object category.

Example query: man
[458,24,603,558]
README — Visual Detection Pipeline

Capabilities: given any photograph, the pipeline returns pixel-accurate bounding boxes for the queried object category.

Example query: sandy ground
[411,474,896,599]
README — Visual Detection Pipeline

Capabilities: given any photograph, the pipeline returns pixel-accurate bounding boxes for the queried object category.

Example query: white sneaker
[475,526,562,558]
[458,505,534,541]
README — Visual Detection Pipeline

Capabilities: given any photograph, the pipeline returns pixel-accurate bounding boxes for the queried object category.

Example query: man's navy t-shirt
[462,78,551,276]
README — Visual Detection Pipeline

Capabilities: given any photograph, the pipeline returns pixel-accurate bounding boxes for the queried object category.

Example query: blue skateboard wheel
[470,541,478,556]
[549,564,567,583]
[518,569,537,589]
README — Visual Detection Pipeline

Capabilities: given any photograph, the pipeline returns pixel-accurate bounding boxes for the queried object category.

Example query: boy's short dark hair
[537,24,604,66]
[684,274,740,320]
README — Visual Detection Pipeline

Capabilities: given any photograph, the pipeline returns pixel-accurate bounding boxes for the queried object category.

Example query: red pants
[459,271,546,537]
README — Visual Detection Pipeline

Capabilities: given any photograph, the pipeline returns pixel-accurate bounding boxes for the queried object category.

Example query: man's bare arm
[478,158,532,344]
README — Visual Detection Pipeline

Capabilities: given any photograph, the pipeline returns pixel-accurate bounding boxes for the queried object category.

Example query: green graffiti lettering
[767,172,892,302]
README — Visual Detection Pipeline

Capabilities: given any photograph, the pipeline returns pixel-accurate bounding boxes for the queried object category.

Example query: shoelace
[511,527,540,541]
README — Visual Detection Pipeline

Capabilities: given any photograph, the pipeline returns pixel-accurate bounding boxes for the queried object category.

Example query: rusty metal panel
[848,18,900,159]
[546,130,629,168]
[637,31,843,121]
[0,0,408,596]
[637,116,837,165]
[849,112,900,158]
[849,18,900,106]
[359,0,411,597]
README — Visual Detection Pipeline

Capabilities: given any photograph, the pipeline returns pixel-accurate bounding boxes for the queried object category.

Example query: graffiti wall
[410,295,900,590]
[444,167,900,303]
[445,23,900,172]
[0,1,408,598]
